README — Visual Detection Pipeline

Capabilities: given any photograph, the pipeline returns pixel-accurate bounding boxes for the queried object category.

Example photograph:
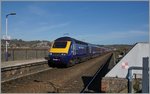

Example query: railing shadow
[81,54,113,93]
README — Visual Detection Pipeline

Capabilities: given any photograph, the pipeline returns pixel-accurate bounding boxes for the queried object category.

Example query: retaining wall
[101,77,128,93]
[1,48,49,62]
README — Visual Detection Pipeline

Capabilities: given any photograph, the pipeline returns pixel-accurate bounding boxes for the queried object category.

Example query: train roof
[54,37,109,49]
[55,37,88,45]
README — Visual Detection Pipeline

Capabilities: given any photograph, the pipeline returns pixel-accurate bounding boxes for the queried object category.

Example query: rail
[81,53,113,93]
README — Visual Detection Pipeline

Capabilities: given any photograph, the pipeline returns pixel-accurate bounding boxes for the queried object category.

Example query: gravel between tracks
[2,53,112,93]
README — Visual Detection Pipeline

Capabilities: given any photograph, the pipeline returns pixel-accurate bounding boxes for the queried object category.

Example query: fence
[128,57,149,93]
[1,48,49,62]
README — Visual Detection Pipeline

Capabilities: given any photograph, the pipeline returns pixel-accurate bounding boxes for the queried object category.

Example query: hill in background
[1,39,51,49]
[1,39,133,52]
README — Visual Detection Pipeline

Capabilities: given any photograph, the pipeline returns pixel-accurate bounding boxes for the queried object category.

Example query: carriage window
[53,41,67,48]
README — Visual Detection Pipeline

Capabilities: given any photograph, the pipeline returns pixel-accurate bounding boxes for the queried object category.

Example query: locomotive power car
[48,37,106,67]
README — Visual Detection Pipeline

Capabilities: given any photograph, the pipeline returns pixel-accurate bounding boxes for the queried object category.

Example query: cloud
[27,4,62,17]
[75,30,149,43]
[37,22,70,32]
[105,30,148,39]
[46,22,70,30]
[142,24,149,28]
[10,21,70,39]
[27,5,48,16]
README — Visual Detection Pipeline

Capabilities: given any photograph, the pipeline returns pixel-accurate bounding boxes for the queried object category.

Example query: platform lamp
[5,12,16,61]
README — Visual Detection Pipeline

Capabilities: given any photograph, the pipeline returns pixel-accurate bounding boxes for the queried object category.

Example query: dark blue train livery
[48,37,107,67]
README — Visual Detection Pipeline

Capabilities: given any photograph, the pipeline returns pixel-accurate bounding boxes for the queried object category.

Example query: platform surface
[1,58,47,68]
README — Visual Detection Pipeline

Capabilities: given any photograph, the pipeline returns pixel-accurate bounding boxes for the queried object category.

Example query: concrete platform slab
[1,58,47,68]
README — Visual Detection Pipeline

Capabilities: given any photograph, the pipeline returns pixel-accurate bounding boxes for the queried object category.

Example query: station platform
[1,58,47,68]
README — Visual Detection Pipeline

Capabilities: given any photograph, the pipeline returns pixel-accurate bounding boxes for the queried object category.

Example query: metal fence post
[128,67,143,93]
[36,49,37,59]
[12,49,14,61]
[128,68,133,93]
[142,57,149,93]
[26,49,27,59]
[113,52,116,65]
[44,49,46,57]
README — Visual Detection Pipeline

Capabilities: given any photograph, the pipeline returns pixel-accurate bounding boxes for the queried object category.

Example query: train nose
[50,54,70,64]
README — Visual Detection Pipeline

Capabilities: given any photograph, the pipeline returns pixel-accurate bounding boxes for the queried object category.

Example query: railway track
[81,53,113,93]
[2,53,113,93]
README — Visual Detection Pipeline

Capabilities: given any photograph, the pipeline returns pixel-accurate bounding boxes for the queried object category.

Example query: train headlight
[61,53,66,56]
[49,53,52,55]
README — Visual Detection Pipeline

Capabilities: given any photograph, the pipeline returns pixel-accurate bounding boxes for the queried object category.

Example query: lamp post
[5,12,16,61]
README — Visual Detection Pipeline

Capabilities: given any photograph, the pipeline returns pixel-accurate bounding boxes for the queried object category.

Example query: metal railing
[128,57,149,93]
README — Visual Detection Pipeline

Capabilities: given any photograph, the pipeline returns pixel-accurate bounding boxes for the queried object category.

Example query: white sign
[2,35,11,40]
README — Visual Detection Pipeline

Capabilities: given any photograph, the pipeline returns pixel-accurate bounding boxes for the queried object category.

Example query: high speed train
[47,37,107,67]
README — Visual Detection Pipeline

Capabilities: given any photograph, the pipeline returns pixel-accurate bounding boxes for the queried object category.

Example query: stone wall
[1,48,49,62]
[101,77,128,93]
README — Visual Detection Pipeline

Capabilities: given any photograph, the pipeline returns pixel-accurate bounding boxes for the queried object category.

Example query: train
[47,37,108,67]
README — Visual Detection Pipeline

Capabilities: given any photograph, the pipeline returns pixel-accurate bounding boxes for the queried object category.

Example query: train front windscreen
[49,41,71,54]
[52,41,67,48]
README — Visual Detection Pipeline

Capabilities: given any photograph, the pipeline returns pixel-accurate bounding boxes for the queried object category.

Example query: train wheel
[66,58,76,67]
[66,62,71,67]
[48,60,55,67]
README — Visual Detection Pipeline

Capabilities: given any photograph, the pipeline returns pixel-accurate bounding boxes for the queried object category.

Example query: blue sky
[1,1,149,45]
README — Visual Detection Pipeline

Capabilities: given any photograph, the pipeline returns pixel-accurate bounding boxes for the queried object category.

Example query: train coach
[47,37,107,67]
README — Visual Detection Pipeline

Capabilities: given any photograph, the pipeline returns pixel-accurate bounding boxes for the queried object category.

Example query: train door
[72,43,76,55]
[89,45,92,54]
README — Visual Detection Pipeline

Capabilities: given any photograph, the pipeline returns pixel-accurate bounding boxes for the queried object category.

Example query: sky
[1,1,149,45]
